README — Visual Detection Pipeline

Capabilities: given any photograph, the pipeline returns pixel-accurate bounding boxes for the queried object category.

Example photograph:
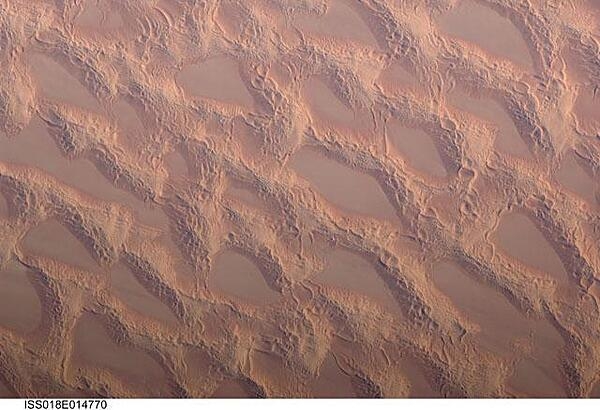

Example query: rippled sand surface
[0,0,599,398]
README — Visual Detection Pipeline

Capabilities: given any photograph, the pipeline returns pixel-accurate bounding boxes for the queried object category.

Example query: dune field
[0,0,599,398]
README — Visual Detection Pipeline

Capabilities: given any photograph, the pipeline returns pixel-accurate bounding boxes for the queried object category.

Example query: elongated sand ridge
[0,0,599,398]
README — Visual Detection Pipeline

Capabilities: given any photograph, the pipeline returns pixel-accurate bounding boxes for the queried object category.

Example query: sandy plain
[0,0,599,398]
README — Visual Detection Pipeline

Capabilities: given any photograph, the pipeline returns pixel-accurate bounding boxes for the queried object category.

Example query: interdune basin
[0,0,599,399]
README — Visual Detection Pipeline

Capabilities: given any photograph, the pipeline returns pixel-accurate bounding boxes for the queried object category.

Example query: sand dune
[0,0,599,399]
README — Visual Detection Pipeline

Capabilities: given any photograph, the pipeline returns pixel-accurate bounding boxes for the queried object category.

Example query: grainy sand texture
[0,0,599,398]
